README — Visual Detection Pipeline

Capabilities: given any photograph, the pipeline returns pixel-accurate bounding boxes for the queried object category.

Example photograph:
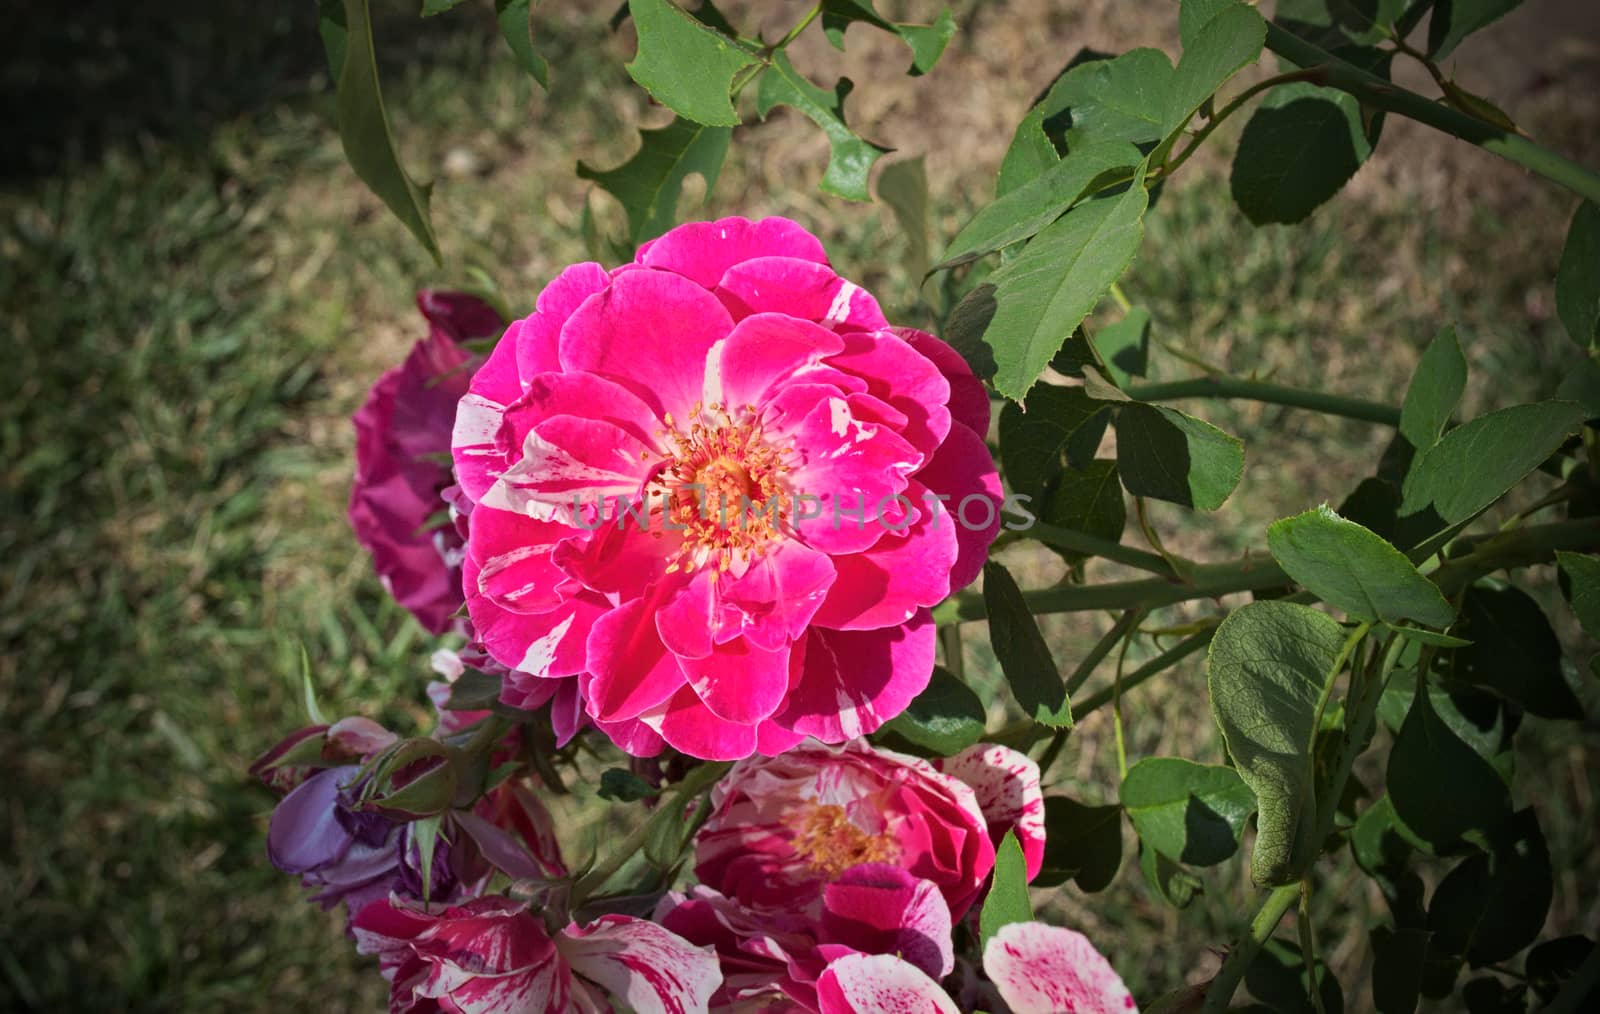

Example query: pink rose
[353,896,722,1014]
[693,740,1042,922]
[450,217,1001,760]
[352,291,503,635]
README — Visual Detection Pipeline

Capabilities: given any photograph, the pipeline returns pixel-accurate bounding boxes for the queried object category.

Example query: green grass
[3,2,1597,1011]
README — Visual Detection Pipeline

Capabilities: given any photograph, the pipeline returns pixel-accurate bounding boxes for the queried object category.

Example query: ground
[1,1,1597,1010]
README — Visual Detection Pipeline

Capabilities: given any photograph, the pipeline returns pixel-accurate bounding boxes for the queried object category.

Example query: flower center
[651,402,793,576]
[787,802,899,878]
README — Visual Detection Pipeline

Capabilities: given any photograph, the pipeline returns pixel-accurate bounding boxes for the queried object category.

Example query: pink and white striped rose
[449,216,1001,760]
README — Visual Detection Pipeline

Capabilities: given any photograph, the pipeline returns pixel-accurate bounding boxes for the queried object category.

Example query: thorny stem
[1125,376,1403,426]
[1158,68,1325,179]
[1201,883,1302,1014]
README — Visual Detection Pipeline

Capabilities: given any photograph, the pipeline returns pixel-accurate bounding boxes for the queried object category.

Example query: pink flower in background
[352,290,504,635]
[450,217,1001,760]
[353,895,722,1014]
[693,740,1041,921]
[815,953,958,1014]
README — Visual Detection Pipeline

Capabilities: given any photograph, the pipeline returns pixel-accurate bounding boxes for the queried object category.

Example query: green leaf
[1245,939,1345,1014]
[598,767,658,802]
[820,0,956,76]
[625,0,759,126]
[1557,551,1600,638]
[756,52,888,201]
[1049,48,1175,152]
[1275,0,1411,47]
[1427,808,1552,966]
[495,0,549,88]
[1378,671,1514,764]
[982,561,1072,728]
[1040,459,1127,565]
[443,667,503,710]
[409,813,444,903]
[1116,402,1244,511]
[578,117,731,248]
[1120,757,1256,866]
[978,176,1149,400]
[1427,0,1524,60]
[1267,504,1455,627]
[1451,584,1582,720]
[1139,841,1203,908]
[1525,936,1597,1004]
[299,644,327,726]
[1372,926,1432,1014]
[1092,306,1150,386]
[998,385,1109,503]
[1229,86,1376,225]
[1161,0,1267,138]
[1399,401,1587,525]
[1352,795,1428,927]
[1556,201,1600,348]
[1208,600,1350,886]
[876,156,930,281]
[1386,675,1514,855]
[328,0,441,262]
[1399,325,1467,452]
[1035,796,1123,891]
[937,142,1141,271]
[317,0,348,77]
[878,666,986,755]
[979,830,1033,947]
[421,0,470,12]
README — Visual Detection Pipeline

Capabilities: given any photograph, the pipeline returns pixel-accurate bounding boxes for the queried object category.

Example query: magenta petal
[469,507,572,615]
[934,745,1046,881]
[822,865,955,980]
[452,331,524,503]
[465,556,604,680]
[713,541,836,651]
[500,371,663,455]
[911,420,1002,593]
[555,518,677,602]
[481,415,651,520]
[784,394,923,556]
[755,720,807,757]
[679,637,791,725]
[515,262,612,378]
[828,331,952,459]
[585,598,690,722]
[417,289,505,341]
[716,256,889,332]
[772,611,936,742]
[650,686,760,761]
[558,268,733,420]
[713,312,846,409]
[638,216,829,288]
[593,714,666,758]
[657,571,715,660]
[558,914,723,1014]
[815,953,958,1014]
[811,480,959,631]
[895,327,990,439]
[982,921,1138,1014]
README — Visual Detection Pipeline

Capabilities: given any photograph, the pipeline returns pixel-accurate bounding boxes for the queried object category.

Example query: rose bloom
[450,217,1001,759]
[657,740,1044,1011]
[353,895,721,1014]
[693,740,1043,921]
[351,290,504,634]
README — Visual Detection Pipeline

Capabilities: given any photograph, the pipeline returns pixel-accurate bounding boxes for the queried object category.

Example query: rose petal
[934,745,1046,881]
[910,420,1002,593]
[559,914,723,1014]
[717,257,889,333]
[639,216,829,288]
[815,953,958,1014]
[771,612,936,742]
[822,865,955,979]
[982,921,1139,1014]
[559,268,734,421]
